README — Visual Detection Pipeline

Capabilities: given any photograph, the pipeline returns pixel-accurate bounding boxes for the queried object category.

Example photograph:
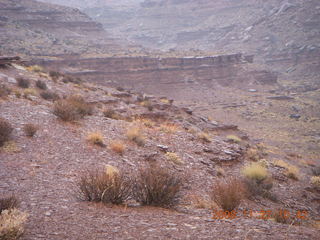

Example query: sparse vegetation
[23,124,38,137]
[87,132,104,146]
[0,118,13,147]
[77,168,131,204]
[134,165,182,207]
[40,90,59,101]
[0,208,28,240]
[211,177,246,211]
[35,80,47,90]
[242,162,268,182]
[273,209,291,224]
[165,152,184,165]
[126,127,145,146]
[16,78,30,89]
[109,140,125,155]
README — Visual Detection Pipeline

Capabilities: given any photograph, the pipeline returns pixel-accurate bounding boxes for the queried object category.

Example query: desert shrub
[16,78,30,89]
[23,124,38,137]
[126,127,145,146]
[35,80,47,90]
[23,88,37,98]
[40,90,59,101]
[0,85,11,98]
[62,76,82,84]
[53,100,79,121]
[0,208,28,240]
[86,132,104,147]
[109,140,125,155]
[0,196,18,214]
[134,165,182,207]
[77,168,131,204]
[165,152,184,165]
[67,95,93,116]
[211,178,246,211]
[0,118,13,147]
[244,177,277,201]
[53,96,93,121]
[311,176,320,188]
[242,162,268,183]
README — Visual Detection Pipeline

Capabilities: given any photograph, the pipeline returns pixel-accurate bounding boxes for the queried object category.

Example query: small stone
[157,145,169,152]
[45,211,51,216]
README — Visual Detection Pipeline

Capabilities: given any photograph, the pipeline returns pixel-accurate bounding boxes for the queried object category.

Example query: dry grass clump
[109,140,125,155]
[26,65,43,73]
[1,141,21,153]
[311,176,320,188]
[0,196,18,214]
[216,167,225,177]
[165,152,184,165]
[77,168,131,204]
[40,90,59,101]
[35,80,47,90]
[198,132,211,143]
[0,118,13,147]
[134,165,183,207]
[211,177,246,211]
[286,165,299,180]
[242,162,268,183]
[103,109,122,120]
[53,96,93,121]
[23,89,37,99]
[159,123,178,134]
[189,195,216,209]
[87,132,104,147]
[246,148,261,161]
[0,208,28,240]
[226,135,242,143]
[273,160,299,180]
[126,127,145,146]
[23,124,38,137]
[16,78,30,89]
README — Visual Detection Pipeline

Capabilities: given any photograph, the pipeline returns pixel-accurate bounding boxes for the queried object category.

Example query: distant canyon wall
[35,53,277,96]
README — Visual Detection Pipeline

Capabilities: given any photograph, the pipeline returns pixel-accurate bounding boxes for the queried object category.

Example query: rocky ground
[0,61,319,239]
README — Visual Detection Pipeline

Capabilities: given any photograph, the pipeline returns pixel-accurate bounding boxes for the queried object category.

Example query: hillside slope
[1,59,320,239]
